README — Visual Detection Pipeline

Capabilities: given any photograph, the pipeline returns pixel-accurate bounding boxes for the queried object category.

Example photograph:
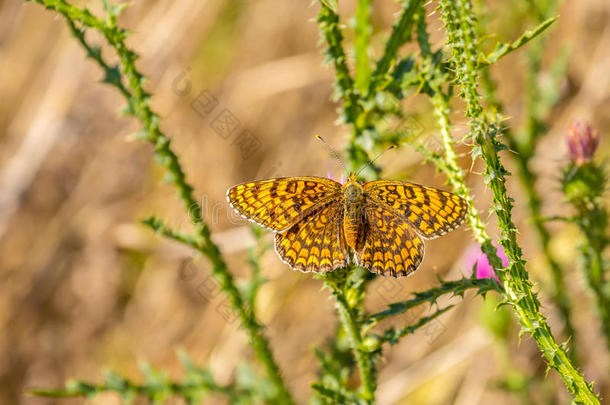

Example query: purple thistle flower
[566,120,600,166]
[327,173,346,185]
[463,244,508,282]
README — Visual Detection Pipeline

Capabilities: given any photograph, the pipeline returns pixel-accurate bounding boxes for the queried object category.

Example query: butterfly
[227,173,467,277]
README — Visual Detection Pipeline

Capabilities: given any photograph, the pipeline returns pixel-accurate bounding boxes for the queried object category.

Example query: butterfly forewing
[275,202,347,272]
[357,202,424,277]
[227,177,342,231]
[364,181,467,239]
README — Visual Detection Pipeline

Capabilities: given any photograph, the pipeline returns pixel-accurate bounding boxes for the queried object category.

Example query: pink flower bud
[566,120,600,166]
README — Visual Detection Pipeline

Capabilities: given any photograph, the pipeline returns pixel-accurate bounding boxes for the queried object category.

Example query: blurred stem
[334,284,375,403]
[438,0,599,402]
[244,226,268,314]
[370,0,421,94]
[354,0,372,93]
[581,233,610,351]
[27,1,295,403]
[317,1,361,131]
[30,360,253,404]
[321,267,376,403]
[565,163,610,351]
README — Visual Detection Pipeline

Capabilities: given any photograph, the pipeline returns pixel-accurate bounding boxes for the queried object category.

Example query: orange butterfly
[227,173,467,277]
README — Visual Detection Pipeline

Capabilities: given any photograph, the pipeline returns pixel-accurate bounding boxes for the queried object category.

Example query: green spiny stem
[143,217,295,405]
[366,276,498,327]
[317,2,361,128]
[31,353,263,403]
[311,382,355,404]
[479,29,578,360]
[30,376,247,403]
[504,125,578,360]
[438,0,599,402]
[317,1,374,175]
[312,345,357,403]
[327,274,377,404]
[380,305,454,344]
[516,153,577,353]
[316,3,383,400]
[26,2,295,403]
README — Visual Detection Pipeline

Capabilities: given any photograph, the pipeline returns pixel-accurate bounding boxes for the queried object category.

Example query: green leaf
[28,380,94,398]
[482,17,557,65]
[311,382,351,403]
[102,65,122,86]
[319,0,338,12]
[370,0,421,92]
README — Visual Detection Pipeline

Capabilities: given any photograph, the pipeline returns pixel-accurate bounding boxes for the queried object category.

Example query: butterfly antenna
[315,134,348,173]
[355,144,397,177]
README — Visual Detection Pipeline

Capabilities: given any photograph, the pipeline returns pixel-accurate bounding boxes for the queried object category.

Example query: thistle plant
[561,120,609,350]
[477,0,578,360]
[435,1,598,401]
[23,0,605,404]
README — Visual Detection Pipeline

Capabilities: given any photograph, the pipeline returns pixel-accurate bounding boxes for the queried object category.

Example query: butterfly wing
[227,177,342,232]
[275,202,347,272]
[364,181,467,239]
[357,201,425,277]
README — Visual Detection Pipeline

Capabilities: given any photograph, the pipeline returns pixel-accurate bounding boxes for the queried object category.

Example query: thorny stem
[26,1,295,404]
[505,125,578,360]
[317,2,379,401]
[369,0,422,95]
[366,276,498,326]
[328,277,376,403]
[438,0,599,402]
[479,14,578,359]
[25,0,606,403]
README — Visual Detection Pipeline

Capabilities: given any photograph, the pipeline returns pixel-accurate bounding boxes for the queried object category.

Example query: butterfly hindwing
[364,181,467,239]
[227,177,342,231]
[275,202,347,272]
[357,201,424,277]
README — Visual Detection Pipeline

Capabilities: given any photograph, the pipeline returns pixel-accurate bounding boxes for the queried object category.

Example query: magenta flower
[463,244,508,282]
[566,120,600,166]
[327,173,346,185]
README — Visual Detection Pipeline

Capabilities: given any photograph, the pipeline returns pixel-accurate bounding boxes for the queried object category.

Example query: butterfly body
[227,174,467,277]
[342,178,366,250]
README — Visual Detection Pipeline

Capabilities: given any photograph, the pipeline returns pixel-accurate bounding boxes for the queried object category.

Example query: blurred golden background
[0,0,608,404]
